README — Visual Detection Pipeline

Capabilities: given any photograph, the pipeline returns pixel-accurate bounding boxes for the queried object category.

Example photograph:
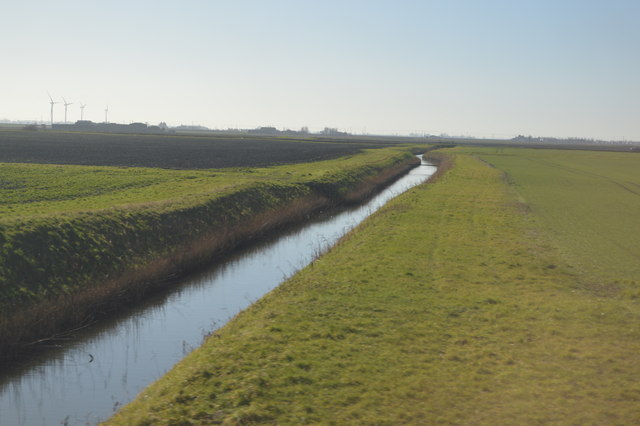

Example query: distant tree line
[512,135,638,145]
[246,126,349,137]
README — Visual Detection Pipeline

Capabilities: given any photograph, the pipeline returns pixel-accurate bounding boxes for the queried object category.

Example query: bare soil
[0,129,399,169]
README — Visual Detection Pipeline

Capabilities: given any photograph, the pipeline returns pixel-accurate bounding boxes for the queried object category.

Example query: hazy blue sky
[1,0,638,140]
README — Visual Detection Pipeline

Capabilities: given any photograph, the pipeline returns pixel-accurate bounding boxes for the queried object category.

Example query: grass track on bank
[108,149,640,424]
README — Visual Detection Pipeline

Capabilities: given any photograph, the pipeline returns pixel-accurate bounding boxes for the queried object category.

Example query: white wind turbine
[104,106,109,123]
[47,93,59,126]
[62,97,73,124]
[80,103,87,120]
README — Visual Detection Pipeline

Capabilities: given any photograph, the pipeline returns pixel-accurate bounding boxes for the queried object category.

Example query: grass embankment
[0,147,419,357]
[108,149,640,424]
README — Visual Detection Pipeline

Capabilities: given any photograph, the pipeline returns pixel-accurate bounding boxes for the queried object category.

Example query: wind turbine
[47,93,59,127]
[62,98,73,124]
[80,103,87,120]
[104,106,109,123]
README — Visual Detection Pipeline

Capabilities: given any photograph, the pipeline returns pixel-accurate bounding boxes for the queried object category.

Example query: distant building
[248,126,280,135]
[52,121,172,134]
[320,127,349,136]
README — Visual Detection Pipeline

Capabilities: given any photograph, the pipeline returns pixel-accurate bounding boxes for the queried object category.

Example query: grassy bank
[108,149,640,424]
[0,147,418,357]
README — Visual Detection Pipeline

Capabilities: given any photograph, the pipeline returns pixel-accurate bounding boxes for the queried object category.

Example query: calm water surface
[0,157,436,425]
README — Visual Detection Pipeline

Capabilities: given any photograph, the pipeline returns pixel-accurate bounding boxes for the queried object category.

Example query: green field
[460,147,640,293]
[0,148,411,220]
[107,148,640,424]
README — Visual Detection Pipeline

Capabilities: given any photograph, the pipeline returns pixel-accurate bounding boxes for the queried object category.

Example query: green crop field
[458,147,640,294]
[0,148,411,220]
[108,148,640,424]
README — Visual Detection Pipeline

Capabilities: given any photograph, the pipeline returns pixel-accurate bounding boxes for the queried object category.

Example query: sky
[1,0,639,140]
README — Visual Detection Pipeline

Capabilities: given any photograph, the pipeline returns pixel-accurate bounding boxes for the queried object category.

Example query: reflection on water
[0,157,436,425]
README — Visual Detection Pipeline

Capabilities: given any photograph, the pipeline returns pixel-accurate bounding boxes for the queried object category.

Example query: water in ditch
[0,157,436,425]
